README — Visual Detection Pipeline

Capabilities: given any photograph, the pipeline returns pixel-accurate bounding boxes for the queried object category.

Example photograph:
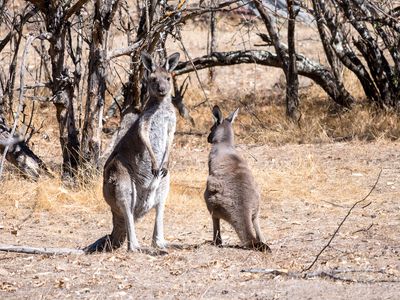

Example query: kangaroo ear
[226,108,239,123]
[165,52,180,72]
[141,51,155,72]
[212,105,223,124]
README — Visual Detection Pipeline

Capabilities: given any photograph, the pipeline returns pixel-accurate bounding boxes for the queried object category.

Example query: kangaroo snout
[157,84,169,95]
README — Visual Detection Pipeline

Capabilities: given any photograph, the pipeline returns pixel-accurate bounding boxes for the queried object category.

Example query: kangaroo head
[207,105,239,144]
[141,51,180,100]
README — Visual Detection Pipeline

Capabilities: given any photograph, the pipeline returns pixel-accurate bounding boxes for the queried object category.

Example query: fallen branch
[303,168,383,272]
[0,244,84,255]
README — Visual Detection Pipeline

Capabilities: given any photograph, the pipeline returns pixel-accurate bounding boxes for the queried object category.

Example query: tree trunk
[46,6,80,179]
[286,0,300,121]
[81,0,106,167]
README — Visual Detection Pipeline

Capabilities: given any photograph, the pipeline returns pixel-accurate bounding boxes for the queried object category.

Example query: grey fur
[86,51,180,253]
[204,106,270,252]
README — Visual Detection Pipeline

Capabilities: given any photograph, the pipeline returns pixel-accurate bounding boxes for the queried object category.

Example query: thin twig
[321,199,346,208]
[175,31,212,111]
[302,168,383,272]
[352,223,374,234]
[362,201,372,209]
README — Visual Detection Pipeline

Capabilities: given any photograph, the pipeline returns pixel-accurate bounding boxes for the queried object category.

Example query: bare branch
[107,40,142,60]
[65,0,91,20]
[174,50,353,107]
[0,6,37,53]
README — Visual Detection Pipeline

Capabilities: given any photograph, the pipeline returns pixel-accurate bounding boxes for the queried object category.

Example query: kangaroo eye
[167,77,171,82]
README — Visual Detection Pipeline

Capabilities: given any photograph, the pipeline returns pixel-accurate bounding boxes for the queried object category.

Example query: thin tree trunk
[81,0,106,167]
[25,0,89,179]
[49,30,80,178]
[208,0,217,82]
[286,0,300,120]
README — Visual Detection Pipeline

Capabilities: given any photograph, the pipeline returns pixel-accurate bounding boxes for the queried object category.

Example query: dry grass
[174,82,400,148]
[0,173,105,216]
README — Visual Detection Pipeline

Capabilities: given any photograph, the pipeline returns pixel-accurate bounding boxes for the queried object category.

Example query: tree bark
[339,0,394,105]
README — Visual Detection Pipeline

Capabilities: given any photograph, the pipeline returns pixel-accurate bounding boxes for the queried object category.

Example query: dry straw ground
[1,18,400,299]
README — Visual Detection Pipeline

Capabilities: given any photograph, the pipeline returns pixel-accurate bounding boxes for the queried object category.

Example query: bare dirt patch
[1,141,399,299]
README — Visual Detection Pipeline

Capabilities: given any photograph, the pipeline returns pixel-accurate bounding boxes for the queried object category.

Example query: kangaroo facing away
[204,106,270,252]
[85,51,180,253]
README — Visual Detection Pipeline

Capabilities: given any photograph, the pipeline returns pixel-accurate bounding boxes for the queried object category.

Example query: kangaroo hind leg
[115,179,139,251]
[84,211,127,253]
[252,214,271,252]
[235,213,258,248]
[152,177,170,249]
[252,214,266,243]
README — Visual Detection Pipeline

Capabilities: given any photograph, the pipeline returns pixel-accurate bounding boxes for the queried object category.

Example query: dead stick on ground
[241,268,400,284]
[0,244,84,255]
[302,168,383,272]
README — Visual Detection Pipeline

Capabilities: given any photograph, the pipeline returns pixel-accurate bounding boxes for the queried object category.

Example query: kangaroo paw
[254,241,271,253]
[151,239,168,249]
[84,235,115,254]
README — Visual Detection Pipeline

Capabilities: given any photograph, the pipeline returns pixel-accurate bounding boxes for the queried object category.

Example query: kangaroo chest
[133,104,176,217]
